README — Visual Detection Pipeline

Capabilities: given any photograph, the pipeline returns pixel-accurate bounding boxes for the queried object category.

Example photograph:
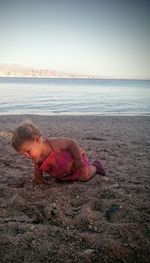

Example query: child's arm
[34,165,44,184]
[50,138,84,169]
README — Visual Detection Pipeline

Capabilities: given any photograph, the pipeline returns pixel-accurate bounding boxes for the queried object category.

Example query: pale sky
[0,0,150,79]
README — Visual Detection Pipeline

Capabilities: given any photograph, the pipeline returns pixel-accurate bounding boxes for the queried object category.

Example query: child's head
[12,120,43,162]
[12,120,41,151]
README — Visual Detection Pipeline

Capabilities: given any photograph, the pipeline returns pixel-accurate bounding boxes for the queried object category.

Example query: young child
[11,120,105,184]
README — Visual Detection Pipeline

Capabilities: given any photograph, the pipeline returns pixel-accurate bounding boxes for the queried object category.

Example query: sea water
[0,77,150,115]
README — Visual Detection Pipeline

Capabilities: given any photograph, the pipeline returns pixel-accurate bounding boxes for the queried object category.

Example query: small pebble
[84,249,95,254]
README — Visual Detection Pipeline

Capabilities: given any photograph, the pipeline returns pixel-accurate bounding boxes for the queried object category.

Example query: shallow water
[0,77,150,115]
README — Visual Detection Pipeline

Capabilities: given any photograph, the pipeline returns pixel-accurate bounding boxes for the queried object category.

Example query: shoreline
[0,113,150,116]
[0,76,150,81]
[0,115,150,262]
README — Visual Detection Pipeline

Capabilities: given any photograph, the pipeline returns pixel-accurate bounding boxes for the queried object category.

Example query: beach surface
[0,115,150,263]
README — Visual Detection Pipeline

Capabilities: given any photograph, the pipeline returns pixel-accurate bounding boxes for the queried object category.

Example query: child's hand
[33,178,44,185]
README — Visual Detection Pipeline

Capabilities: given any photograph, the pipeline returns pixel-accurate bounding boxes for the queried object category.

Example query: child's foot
[92,160,106,176]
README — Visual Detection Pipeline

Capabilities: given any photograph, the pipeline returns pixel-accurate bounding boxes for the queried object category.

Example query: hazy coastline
[0,64,150,80]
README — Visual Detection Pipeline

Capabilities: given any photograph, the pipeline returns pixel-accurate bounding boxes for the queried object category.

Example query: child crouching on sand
[11,121,105,184]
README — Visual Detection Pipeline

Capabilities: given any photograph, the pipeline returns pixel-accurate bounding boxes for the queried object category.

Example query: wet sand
[0,115,150,263]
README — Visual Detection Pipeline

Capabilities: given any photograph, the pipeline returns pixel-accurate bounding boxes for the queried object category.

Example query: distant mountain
[0,64,93,78]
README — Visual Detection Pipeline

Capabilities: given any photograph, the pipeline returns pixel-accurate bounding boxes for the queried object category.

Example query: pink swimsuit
[35,140,90,181]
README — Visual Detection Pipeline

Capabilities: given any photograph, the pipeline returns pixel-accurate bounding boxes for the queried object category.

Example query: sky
[0,0,150,79]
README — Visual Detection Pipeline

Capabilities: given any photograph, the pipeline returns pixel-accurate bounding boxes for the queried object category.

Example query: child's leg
[79,159,106,182]
[79,165,96,182]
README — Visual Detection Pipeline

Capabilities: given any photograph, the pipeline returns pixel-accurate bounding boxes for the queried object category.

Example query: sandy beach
[0,115,150,263]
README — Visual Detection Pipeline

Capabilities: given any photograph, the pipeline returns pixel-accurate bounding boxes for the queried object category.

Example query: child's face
[18,136,43,163]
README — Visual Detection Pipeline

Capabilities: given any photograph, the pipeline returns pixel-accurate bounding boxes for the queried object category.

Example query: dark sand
[0,115,150,263]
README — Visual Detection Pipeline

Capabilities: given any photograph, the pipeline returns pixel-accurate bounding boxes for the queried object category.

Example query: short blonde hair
[12,120,41,151]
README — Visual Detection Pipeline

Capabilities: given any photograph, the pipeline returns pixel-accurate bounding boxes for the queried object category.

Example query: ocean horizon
[0,77,150,116]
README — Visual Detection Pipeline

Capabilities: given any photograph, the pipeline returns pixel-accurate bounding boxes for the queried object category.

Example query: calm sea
[0,77,150,116]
